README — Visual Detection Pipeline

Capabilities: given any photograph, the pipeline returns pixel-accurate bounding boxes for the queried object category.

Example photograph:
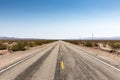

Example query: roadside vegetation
[109,43,120,49]
[0,40,56,54]
[0,43,7,50]
[10,42,27,51]
[64,40,120,55]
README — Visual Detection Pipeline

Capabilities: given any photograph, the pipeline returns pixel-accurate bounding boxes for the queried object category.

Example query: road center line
[61,61,64,70]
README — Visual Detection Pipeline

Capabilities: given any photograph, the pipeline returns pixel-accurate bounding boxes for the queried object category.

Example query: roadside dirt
[0,50,8,55]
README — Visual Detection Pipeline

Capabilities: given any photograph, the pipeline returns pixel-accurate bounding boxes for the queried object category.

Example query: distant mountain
[83,36,120,40]
[0,37,19,40]
[110,37,120,40]
[0,37,44,40]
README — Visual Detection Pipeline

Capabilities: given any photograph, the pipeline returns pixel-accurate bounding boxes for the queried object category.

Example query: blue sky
[0,0,120,39]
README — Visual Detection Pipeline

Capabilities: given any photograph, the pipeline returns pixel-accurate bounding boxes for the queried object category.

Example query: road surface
[0,41,120,80]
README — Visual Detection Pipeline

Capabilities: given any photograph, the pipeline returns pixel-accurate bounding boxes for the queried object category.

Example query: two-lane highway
[0,41,120,80]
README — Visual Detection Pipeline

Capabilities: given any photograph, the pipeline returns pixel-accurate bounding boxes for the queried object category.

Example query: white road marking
[74,45,120,72]
[85,52,120,72]
[0,44,55,74]
[66,42,120,72]
[0,55,32,74]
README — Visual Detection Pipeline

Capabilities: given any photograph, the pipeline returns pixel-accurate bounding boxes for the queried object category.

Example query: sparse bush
[28,42,36,47]
[94,42,99,47]
[0,43,7,50]
[102,42,108,47]
[70,41,79,45]
[10,42,27,51]
[35,41,43,45]
[64,40,80,45]
[109,43,120,49]
[83,42,93,47]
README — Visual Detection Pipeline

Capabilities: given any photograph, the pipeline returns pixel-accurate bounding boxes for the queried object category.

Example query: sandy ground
[98,43,112,51]
[0,44,48,70]
[0,50,8,55]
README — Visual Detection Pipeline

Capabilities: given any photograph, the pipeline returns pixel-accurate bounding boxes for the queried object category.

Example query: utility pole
[92,33,94,47]
[92,33,94,41]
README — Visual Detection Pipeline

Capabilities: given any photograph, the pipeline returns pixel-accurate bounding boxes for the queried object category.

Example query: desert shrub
[41,40,55,44]
[28,42,36,47]
[84,42,93,47]
[109,43,120,49]
[103,42,107,47]
[64,40,80,45]
[35,41,43,45]
[70,41,79,44]
[94,42,99,47]
[0,43,7,50]
[34,40,55,45]
[10,42,27,51]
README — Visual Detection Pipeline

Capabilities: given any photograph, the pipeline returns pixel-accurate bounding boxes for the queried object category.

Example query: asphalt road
[0,41,120,80]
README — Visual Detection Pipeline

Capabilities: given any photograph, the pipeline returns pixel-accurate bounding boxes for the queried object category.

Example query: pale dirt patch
[98,43,120,52]
[0,50,9,55]
[98,43,112,51]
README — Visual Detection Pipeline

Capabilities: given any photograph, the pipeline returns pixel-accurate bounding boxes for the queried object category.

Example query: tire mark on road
[54,48,61,80]
[15,46,55,80]
[64,44,113,80]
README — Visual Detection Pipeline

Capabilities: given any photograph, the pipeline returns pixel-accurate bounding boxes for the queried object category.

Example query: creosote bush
[84,42,93,47]
[0,43,7,50]
[93,42,99,47]
[10,42,27,51]
[109,43,120,49]
[28,42,36,47]
[69,41,79,45]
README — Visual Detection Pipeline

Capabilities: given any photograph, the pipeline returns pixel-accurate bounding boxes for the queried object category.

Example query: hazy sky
[0,0,120,39]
